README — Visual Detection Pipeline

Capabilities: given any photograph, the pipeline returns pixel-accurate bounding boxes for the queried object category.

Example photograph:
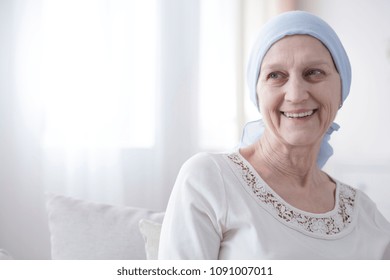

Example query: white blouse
[158,152,390,259]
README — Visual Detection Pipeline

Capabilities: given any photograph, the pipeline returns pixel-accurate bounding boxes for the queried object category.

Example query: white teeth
[283,110,314,119]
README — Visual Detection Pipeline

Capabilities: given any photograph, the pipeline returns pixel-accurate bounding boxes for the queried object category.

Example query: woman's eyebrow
[260,63,284,72]
[305,60,333,67]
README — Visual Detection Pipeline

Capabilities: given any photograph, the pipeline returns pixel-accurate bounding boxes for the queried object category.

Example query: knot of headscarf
[242,11,351,168]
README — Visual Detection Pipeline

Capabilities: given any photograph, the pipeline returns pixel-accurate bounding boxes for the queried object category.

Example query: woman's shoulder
[335,179,370,211]
[336,179,390,224]
[180,151,232,174]
[339,182,378,209]
[353,187,386,215]
[172,152,231,207]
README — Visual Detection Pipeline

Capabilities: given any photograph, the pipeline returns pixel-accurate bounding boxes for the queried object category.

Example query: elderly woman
[158,11,390,259]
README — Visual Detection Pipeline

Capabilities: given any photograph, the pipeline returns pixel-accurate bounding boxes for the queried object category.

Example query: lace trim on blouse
[227,153,356,236]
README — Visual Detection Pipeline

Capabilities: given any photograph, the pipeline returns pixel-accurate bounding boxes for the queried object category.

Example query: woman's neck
[243,132,326,189]
[239,132,336,213]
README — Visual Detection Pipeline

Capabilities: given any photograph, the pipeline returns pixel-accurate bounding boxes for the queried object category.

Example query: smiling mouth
[281,109,317,119]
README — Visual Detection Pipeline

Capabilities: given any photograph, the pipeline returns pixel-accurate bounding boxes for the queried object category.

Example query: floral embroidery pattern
[227,153,356,236]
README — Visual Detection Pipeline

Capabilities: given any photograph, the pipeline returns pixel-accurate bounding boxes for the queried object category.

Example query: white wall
[298,0,390,219]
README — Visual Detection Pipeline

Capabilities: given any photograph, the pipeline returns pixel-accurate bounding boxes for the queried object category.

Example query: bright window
[40,0,157,148]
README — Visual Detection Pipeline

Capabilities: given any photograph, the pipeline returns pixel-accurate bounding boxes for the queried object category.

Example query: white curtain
[0,0,51,260]
[39,0,161,208]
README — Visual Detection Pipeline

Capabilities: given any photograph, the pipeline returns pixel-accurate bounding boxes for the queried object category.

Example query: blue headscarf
[242,11,351,168]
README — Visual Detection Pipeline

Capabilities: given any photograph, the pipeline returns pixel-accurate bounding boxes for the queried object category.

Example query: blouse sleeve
[360,191,390,259]
[374,207,390,259]
[158,153,227,259]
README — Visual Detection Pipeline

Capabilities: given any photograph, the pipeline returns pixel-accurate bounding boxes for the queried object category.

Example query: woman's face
[257,35,341,148]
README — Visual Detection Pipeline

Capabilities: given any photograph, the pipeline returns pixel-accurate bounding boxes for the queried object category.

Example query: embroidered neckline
[227,152,356,237]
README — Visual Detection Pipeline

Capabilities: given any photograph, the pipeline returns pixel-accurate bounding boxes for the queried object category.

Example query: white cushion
[46,194,164,260]
[138,219,162,260]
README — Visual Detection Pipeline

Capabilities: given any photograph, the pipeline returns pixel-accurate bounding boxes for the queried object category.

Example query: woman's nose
[284,75,309,104]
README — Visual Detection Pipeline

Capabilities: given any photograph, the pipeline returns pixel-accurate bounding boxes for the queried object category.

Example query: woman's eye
[267,72,284,80]
[305,69,325,79]
[268,72,279,79]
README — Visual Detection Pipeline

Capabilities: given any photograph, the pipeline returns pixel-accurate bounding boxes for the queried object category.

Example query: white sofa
[42,194,164,260]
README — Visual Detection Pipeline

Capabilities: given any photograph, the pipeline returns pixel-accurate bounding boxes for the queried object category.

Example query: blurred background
[1,0,390,259]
